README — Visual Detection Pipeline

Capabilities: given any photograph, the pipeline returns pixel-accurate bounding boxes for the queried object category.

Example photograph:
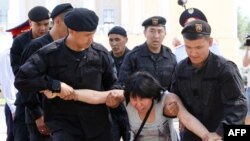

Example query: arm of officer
[216,62,247,136]
[76,89,124,104]
[15,50,75,98]
[10,38,23,75]
[118,52,134,85]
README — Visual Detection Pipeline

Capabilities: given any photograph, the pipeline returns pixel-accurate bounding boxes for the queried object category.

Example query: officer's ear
[68,28,74,34]
[54,16,60,24]
[143,27,148,37]
[208,37,213,47]
[28,19,32,26]
[124,37,128,44]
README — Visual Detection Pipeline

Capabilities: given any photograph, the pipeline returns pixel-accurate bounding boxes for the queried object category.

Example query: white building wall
[0,0,242,66]
[121,0,128,30]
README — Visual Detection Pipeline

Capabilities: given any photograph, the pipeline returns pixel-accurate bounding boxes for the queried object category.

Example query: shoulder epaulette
[41,38,64,54]
[92,42,109,54]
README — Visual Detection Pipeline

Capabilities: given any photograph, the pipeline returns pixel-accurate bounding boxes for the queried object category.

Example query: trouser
[13,104,29,141]
[5,104,14,141]
[51,128,112,141]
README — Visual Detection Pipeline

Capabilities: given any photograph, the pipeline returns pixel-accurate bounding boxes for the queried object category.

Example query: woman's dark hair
[124,71,165,104]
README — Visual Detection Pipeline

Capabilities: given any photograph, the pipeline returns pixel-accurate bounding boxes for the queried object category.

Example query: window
[0,9,7,23]
[103,9,114,24]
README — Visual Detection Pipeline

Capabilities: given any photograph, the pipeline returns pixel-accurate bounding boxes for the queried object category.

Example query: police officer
[171,20,247,141]
[19,3,73,141]
[21,3,73,63]
[108,26,130,141]
[118,16,176,90]
[6,20,30,38]
[179,8,207,27]
[10,6,50,141]
[14,8,118,141]
[108,26,130,76]
[0,20,30,141]
[173,8,224,141]
[10,6,50,75]
[173,8,221,62]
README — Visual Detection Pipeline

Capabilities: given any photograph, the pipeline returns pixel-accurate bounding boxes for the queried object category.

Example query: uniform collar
[110,47,130,58]
[140,42,169,58]
[187,51,211,70]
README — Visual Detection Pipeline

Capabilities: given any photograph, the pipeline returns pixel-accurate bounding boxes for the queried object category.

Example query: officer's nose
[153,32,160,38]
[40,25,48,32]
[187,48,196,57]
[110,41,117,46]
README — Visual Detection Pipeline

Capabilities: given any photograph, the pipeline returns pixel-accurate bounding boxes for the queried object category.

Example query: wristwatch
[51,80,61,93]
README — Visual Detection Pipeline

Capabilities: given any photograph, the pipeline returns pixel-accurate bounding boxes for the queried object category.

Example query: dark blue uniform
[118,42,177,90]
[10,30,34,141]
[20,33,54,141]
[109,47,130,141]
[171,52,247,141]
[10,30,34,75]
[21,33,53,64]
[15,38,118,141]
[110,47,130,76]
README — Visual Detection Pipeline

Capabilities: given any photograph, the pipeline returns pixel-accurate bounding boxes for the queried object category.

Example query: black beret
[108,26,127,37]
[142,16,166,27]
[51,3,73,19]
[6,20,30,38]
[181,20,211,40]
[64,8,99,32]
[28,6,50,22]
[179,8,207,27]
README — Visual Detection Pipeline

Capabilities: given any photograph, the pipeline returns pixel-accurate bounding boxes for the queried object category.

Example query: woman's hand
[106,90,124,108]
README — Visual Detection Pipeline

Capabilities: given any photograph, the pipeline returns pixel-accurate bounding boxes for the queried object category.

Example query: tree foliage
[238,7,250,49]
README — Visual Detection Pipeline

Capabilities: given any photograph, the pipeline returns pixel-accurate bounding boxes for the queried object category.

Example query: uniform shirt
[171,52,247,140]
[110,47,130,76]
[20,33,53,123]
[14,38,118,138]
[21,32,53,64]
[119,42,177,90]
[10,30,33,75]
[0,49,17,114]
[127,92,178,141]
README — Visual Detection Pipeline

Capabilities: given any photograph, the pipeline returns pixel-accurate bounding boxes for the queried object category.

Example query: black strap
[133,100,154,141]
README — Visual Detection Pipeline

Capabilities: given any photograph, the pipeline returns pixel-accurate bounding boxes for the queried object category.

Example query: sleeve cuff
[26,105,43,120]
